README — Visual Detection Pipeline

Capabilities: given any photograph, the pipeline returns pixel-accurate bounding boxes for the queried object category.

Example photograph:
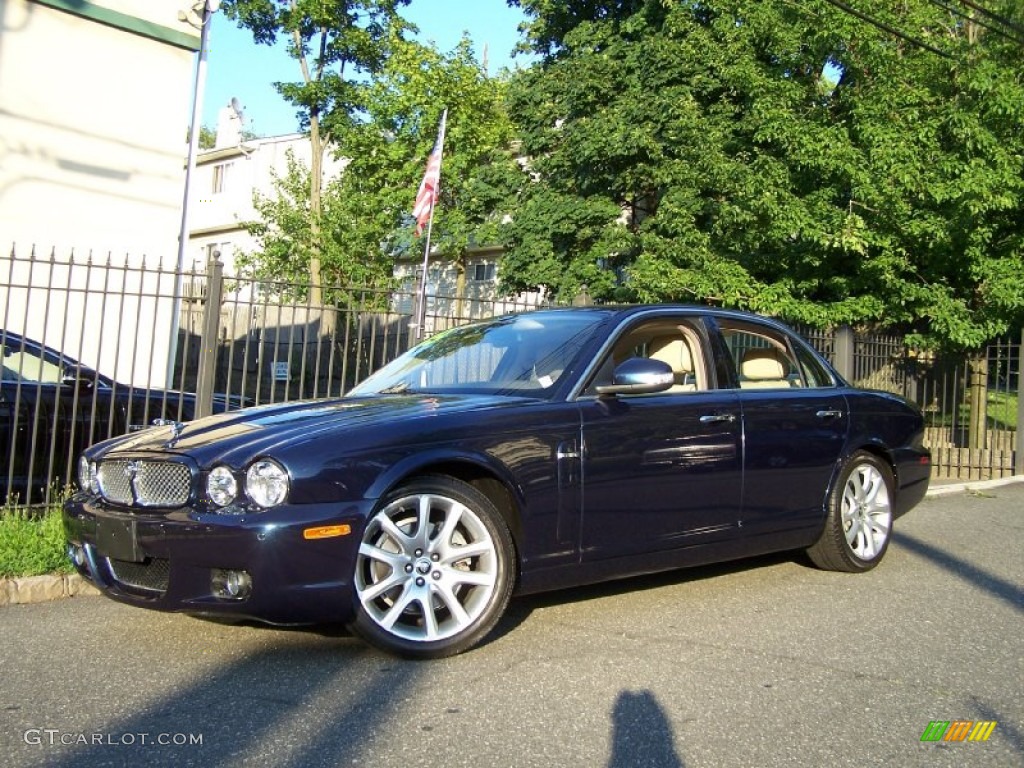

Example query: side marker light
[303,524,352,540]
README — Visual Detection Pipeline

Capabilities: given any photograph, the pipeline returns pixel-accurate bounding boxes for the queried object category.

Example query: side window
[1,347,63,384]
[583,319,707,395]
[719,324,803,390]
[794,343,835,388]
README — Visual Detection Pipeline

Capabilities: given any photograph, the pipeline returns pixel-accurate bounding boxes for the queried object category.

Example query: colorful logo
[920,721,997,742]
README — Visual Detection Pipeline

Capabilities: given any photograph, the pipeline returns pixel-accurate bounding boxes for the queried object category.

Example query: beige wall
[0,1,199,386]
[0,0,197,256]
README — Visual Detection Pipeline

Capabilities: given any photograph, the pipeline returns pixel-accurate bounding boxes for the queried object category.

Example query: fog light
[211,569,252,600]
[67,543,86,568]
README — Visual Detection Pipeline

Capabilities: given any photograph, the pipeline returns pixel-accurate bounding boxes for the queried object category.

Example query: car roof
[517,304,799,331]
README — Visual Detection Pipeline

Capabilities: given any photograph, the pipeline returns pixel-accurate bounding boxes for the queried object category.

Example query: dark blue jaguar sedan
[64,306,930,658]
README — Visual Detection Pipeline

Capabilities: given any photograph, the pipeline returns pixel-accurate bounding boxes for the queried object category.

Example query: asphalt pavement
[1,481,1021,767]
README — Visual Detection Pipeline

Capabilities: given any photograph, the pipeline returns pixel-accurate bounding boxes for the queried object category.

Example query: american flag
[412,110,448,236]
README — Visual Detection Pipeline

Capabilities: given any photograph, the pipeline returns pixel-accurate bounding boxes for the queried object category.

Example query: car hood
[94,394,533,466]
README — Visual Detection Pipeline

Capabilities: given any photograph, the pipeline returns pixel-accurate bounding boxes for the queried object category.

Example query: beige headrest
[649,336,694,373]
[741,347,787,380]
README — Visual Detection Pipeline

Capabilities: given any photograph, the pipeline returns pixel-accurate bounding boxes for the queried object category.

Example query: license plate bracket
[96,518,143,562]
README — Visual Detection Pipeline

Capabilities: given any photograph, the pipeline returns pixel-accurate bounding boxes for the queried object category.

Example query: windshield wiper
[377,382,413,394]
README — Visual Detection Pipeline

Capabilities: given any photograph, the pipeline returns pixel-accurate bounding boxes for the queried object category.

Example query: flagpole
[414,108,447,341]
[416,210,435,340]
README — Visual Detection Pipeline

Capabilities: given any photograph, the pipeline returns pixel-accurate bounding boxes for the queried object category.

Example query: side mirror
[595,357,674,396]
[61,365,99,389]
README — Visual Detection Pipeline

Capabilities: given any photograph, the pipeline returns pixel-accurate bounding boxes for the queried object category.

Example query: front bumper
[63,494,374,625]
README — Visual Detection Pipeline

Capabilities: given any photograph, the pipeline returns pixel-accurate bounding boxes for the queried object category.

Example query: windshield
[349,311,609,398]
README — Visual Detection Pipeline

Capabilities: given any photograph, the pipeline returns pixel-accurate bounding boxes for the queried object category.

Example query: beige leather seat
[739,347,791,388]
[648,336,697,392]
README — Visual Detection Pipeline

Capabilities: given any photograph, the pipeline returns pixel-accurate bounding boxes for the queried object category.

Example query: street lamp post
[167,0,220,388]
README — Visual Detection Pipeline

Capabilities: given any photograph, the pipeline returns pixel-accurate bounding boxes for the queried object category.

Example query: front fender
[364,446,527,512]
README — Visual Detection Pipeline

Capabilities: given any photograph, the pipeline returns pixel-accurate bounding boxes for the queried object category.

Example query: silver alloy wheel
[840,461,892,560]
[355,491,500,643]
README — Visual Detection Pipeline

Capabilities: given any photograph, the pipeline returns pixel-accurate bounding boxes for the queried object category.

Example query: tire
[807,451,894,573]
[350,475,516,659]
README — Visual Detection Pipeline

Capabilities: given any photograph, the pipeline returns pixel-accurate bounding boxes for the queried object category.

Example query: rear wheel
[807,451,893,572]
[351,475,515,658]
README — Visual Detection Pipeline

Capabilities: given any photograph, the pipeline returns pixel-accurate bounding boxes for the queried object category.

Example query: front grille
[97,463,133,505]
[107,557,170,593]
[96,460,192,507]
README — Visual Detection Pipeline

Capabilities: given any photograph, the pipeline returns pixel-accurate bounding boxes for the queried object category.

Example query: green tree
[198,124,217,150]
[505,0,1024,348]
[235,150,393,302]
[220,0,410,304]
[235,34,520,305]
[321,34,520,299]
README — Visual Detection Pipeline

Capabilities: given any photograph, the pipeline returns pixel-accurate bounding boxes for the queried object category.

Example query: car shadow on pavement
[189,550,806,656]
[489,550,800,646]
[44,641,420,767]
[892,530,1024,614]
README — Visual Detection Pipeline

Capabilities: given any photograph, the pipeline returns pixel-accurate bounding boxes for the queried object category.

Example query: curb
[924,475,1024,497]
[3,477,1021,608]
[0,573,100,607]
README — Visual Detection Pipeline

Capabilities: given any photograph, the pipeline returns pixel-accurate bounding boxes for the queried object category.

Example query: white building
[393,244,547,326]
[185,103,349,276]
[0,0,199,255]
[0,0,201,387]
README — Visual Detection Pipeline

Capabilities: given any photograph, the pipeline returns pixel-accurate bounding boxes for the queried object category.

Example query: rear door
[713,318,849,542]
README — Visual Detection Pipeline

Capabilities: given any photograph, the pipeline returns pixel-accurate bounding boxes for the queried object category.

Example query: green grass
[985,391,1019,430]
[927,391,1019,431]
[0,503,72,578]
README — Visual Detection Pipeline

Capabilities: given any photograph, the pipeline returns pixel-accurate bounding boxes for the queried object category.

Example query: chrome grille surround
[96,459,192,507]
[107,557,171,594]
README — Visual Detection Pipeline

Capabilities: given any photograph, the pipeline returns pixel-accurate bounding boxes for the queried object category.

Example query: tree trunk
[308,112,324,308]
[454,252,467,321]
[967,351,988,451]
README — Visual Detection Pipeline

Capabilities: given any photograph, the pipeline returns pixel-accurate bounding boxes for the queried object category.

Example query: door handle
[699,414,736,424]
[816,409,843,419]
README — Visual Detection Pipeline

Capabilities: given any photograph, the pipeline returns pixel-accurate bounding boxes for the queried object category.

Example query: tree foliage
[234,34,519,301]
[332,34,520,273]
[198,123,259,149]
[220,0,410,301]
[504,0,1024,347]
[235,150,394,302]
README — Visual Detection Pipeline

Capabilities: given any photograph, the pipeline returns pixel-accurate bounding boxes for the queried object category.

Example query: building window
[212,162,232,194]
[472,263,496,282]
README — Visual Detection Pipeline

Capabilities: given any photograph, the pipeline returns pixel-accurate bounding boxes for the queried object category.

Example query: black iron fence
[1,245,1020,507]
[814,327,1022,482]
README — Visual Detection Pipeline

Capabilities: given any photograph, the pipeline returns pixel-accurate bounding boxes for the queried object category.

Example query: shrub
[0,505,72,578]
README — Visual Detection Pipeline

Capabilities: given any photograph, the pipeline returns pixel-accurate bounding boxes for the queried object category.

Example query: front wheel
[807,452,894,572]
[350,475,515,658]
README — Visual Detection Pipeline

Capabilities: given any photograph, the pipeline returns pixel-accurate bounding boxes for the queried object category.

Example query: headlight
[77,456,97,493]
[245,459,289,508]
[207,465,238,507]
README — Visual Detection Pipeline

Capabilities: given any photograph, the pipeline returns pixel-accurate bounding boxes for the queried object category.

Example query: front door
[579,390,743,560]
[574,315,744,561]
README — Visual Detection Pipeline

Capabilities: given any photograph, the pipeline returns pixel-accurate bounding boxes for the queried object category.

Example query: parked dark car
[1,330,241,506]
[65,306,931,658]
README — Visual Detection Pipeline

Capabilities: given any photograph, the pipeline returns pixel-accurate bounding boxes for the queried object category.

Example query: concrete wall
[0,0,199,386]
